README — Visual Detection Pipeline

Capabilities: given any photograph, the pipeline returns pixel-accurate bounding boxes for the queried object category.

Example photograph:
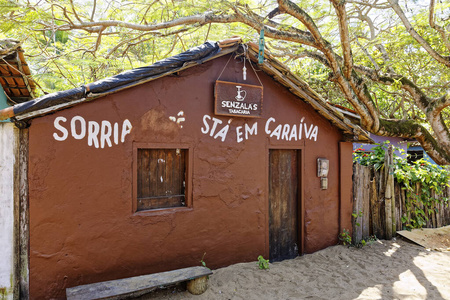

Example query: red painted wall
[28,55,347,299]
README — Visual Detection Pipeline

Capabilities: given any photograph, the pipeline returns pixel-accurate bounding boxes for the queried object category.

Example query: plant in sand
[200,252,208,269]
[257,255,270,270]
[339,229,352,246]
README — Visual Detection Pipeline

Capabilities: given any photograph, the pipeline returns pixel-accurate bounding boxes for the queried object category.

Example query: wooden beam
[13,128,29,299]
[0,106,14,121]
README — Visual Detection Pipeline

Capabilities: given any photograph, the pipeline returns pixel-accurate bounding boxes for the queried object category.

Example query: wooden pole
[389,146,396,236]
[436,189,443,228]
[384,146,393,239]
[401,187,407,230]
[362,166,370,238]
[353,164,362,244]
[377,168,386,239]
[431,190,436,228]
[370,178,381,237]
[13,128,29,300]
[0,106,15,121]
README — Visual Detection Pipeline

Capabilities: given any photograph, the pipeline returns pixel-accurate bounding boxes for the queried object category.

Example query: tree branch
[232,6,317,47]
[276,0,335,63]
[429,0,450,52]
[346,0,391,9]
[69,0,83,24]
[330,0,354,79]
[52,11,236,33]
[90,0,96,22]
[388,0,450,67]
[355,35,380,72]
[105,26,197,59]
[378,118,450,164]
[430,90,450,114]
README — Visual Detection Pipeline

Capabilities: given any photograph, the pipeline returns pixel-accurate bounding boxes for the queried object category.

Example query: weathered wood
[137,149,186,211]
[370,177,381,237]
[0,106,14,121]
[354,162,450,237]
[431,190,436,228]
[66,266,212,300]
[13,128,29,300]
[13,126,20,300]
[389,147,396,237]
[384,149,393,240]
[269,149,299,262]
[443,185,448,225]
[352,164,363,243]
[214,80,263,118]
[378,170,386,239]
[417,183,424,228]
[395,184,402,232]
[362,166,370,238]
[401,187,407,231]
[436,200,442,228]
[425,202,431,228]
[368,169,373,236]
[352,165,358,242]
[407,188,411,228]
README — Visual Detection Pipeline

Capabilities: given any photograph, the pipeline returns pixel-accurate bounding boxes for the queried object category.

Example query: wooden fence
[352,163,450,243]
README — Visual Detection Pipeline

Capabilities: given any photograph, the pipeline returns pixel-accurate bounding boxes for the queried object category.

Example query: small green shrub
[339,229,352,245]
[257,255,269,270]
[200,252,208,268]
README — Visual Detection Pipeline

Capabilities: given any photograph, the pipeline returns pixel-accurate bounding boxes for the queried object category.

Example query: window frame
[132,142,193,214]
[407,150,424,164]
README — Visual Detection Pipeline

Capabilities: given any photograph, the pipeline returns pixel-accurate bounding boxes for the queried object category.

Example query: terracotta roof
[0,39,35,104]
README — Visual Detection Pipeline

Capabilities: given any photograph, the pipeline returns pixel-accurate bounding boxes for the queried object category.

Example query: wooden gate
[269,149,300,262]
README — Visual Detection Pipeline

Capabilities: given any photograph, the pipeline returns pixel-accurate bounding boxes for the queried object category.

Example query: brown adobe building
[0,38,370,299]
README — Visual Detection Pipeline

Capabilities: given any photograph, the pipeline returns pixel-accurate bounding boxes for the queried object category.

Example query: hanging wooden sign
[214,80,263,118]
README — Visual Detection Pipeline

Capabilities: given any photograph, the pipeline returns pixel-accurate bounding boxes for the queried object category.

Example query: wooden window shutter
[137,148,186,211]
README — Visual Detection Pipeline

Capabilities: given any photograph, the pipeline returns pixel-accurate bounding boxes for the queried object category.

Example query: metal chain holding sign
[241,44,264,87]
[216,44,263,88]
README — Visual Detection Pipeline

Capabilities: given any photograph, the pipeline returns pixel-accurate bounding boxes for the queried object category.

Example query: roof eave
[12,43,239,121]
[0,38,372,143]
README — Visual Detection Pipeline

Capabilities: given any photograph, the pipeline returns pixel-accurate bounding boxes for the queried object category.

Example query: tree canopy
[1,0,450,164]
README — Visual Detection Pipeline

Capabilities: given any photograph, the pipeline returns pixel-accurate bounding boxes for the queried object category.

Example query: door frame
[265,144,305,259]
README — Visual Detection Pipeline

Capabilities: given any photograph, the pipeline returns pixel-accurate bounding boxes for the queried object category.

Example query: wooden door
[269,149,300,262]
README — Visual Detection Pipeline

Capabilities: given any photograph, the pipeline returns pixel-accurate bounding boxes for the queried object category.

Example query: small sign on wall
[214,80,263,118]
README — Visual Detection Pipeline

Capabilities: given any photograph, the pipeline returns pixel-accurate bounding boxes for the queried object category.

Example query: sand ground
[138,238,450,300]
